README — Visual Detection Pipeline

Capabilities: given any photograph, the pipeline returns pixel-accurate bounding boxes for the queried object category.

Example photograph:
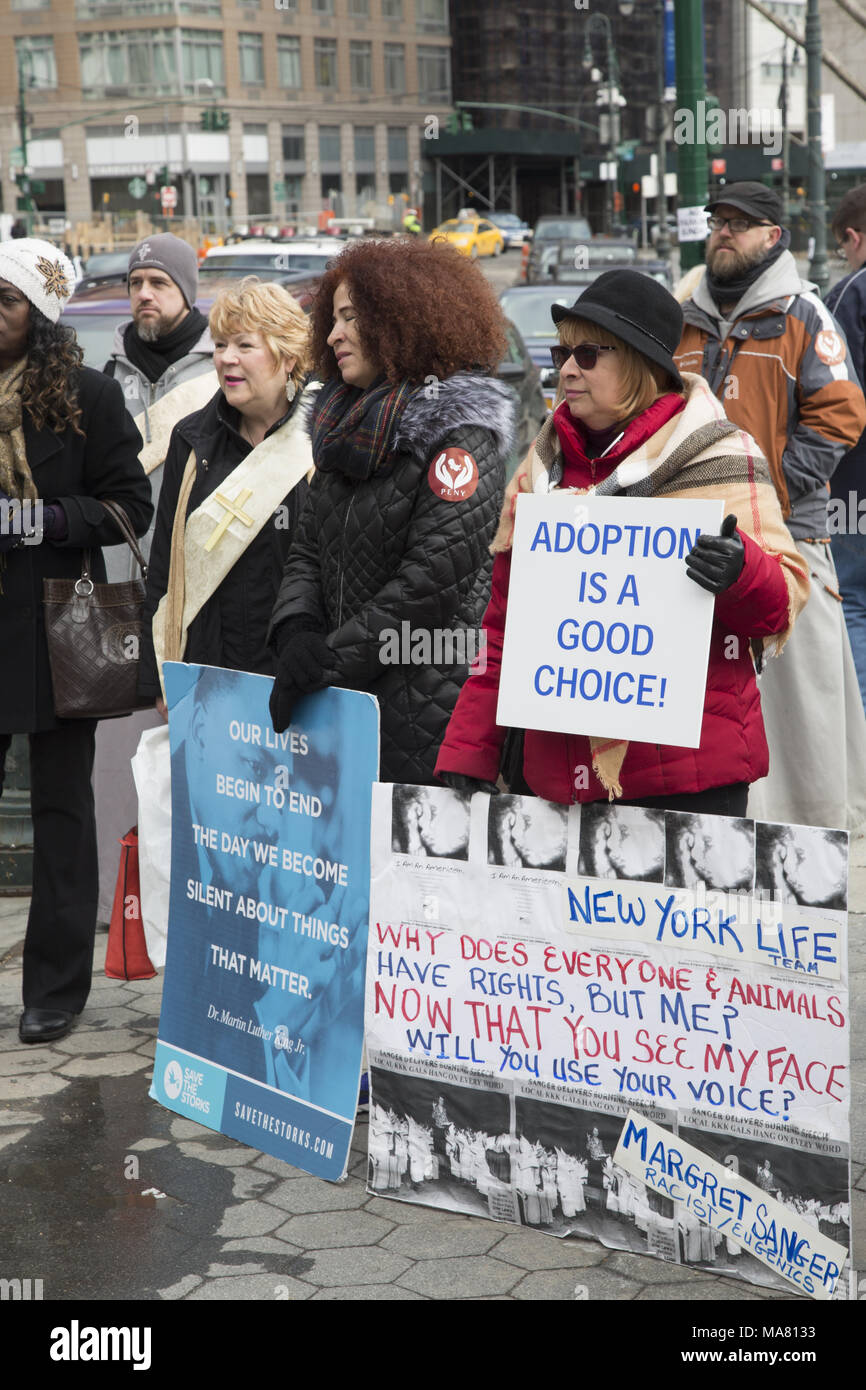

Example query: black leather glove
[438,771,500,796]
[277,629,334,692]
[685,514,745,595]
[270,630,335,733]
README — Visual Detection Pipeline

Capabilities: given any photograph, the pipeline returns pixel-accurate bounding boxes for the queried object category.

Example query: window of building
[417,44,449,101]
[354,126,375,165]
[13,0,51,11]
[76,0,220,12]
[350,41,372,92]
[381,0,402,17]
[14,36,58,89]
[347,0,368,14]
[282,125,304,162]
[239,32,264,84]
[416,0,447,33]
[311,0,333,13]
[78,29,179,94]
[384,43,405,95]
[387,126,408,164]
[181,29,225,93]
[319,125,341,165]
[314,38,337,89]
[277,36,301,89]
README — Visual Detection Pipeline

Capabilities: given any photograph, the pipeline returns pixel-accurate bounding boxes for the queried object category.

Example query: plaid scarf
[311,375,415,480]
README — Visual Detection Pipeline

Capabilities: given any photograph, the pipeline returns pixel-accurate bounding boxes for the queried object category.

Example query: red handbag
[105,827,156,980]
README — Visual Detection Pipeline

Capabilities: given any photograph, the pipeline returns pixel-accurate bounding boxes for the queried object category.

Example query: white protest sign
[677,205,711,242]
[614,1110,847,1299]
[497,495,723,746]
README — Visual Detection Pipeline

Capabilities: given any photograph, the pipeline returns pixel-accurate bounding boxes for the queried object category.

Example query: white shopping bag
[131,723,171,969]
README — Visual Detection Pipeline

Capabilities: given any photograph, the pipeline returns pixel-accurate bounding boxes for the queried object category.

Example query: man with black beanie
[97,233,217,926]
[674,182,866,832]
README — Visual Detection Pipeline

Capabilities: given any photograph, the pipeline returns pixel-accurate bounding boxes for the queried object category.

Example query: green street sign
[128,177,147,199]
[10,147,24,166]
[273,180,287,201]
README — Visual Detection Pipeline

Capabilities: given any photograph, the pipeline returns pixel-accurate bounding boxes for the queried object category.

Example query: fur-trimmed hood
[391,371,516,464]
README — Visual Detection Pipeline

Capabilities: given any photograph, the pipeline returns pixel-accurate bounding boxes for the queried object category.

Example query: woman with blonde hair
[138,277,316,701]
[436,270,810,814]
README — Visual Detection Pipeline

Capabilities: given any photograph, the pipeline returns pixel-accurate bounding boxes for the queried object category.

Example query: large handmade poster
[366,786,852,1299]
[151,664,379,1180]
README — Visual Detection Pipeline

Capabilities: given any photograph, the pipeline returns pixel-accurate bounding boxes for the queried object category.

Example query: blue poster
[150,663,379,1180]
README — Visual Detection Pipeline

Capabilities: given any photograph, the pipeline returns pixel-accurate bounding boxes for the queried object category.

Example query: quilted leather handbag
[43,500,152,720]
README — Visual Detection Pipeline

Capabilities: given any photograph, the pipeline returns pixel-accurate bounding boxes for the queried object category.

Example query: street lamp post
[806,0,828,293]
[582,13,622,236]
[655,0,671,261]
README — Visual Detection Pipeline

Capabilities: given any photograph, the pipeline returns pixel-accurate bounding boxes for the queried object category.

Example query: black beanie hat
[551,270,684,388]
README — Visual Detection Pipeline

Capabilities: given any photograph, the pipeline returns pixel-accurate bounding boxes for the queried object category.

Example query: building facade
[4,0,452,229]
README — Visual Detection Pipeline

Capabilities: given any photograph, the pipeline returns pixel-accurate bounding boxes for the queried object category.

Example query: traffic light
[200,109,229,131]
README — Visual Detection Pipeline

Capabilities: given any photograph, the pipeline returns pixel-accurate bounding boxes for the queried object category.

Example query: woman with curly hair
[0,239,152,1044]
[268,236,516,782]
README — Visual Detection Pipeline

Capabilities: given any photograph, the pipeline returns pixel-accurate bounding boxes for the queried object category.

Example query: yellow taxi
[429,215,505,259]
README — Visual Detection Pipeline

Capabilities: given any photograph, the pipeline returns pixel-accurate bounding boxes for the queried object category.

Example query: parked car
[522,215,593,284]
[499,285,581,410]
[61,273,321,369]
[199,237,344,279]
[496,318,549,477]
[74,250,132,294]
[428,216,504,259]
[487,212,533,250]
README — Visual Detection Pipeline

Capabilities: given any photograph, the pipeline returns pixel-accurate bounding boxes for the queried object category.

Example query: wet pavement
[1,837,864,1308]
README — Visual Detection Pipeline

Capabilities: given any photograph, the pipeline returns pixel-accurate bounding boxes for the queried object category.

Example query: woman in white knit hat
[0,238,152,1044]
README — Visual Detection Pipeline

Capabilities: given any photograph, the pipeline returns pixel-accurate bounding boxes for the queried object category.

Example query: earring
[285,378,297,404]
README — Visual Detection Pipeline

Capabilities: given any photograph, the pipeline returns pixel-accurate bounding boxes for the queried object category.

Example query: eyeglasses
[550,343,617,371]
[707,216,775,234]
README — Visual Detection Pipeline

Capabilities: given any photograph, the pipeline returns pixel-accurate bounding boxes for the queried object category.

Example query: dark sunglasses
[550,343,617,371]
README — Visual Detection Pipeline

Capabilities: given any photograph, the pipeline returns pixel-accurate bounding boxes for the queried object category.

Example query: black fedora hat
[551,270,684,389]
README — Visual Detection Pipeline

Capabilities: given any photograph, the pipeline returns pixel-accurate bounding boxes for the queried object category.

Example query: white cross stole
[134,370,221,475]
[151,382,318,693]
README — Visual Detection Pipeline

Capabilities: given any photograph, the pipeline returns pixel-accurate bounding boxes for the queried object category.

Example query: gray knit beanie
[127,233,198,308]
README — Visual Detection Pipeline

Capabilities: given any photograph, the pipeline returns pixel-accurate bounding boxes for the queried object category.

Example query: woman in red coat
[435,271,809,816]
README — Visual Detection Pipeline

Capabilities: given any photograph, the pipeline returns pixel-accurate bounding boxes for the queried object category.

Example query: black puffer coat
[138,387,311,698]
[1,367,152,732]
[269,373,515,783]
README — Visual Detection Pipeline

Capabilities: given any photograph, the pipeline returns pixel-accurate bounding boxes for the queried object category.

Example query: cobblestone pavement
[1,834,863,1305]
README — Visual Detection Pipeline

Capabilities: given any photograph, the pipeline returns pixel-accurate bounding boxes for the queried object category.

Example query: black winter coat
[269,372,516,783]
[0,367,152,733]
[138,388,311,698]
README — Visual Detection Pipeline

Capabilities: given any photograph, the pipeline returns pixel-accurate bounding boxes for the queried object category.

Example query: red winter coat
[435,379,806,805]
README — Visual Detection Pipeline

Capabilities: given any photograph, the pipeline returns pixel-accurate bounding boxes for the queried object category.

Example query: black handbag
[43,500,151,720]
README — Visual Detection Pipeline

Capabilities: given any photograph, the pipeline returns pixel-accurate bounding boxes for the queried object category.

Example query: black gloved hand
[270,630,335,733]
[277,629,334,692]
[685,514,745,595]
[438,771,500,796]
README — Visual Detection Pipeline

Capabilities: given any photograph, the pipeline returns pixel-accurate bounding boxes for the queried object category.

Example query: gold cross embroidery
[204,486,254,551]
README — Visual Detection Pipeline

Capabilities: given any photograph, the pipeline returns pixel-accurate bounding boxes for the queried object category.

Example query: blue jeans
[831,532,866,713]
